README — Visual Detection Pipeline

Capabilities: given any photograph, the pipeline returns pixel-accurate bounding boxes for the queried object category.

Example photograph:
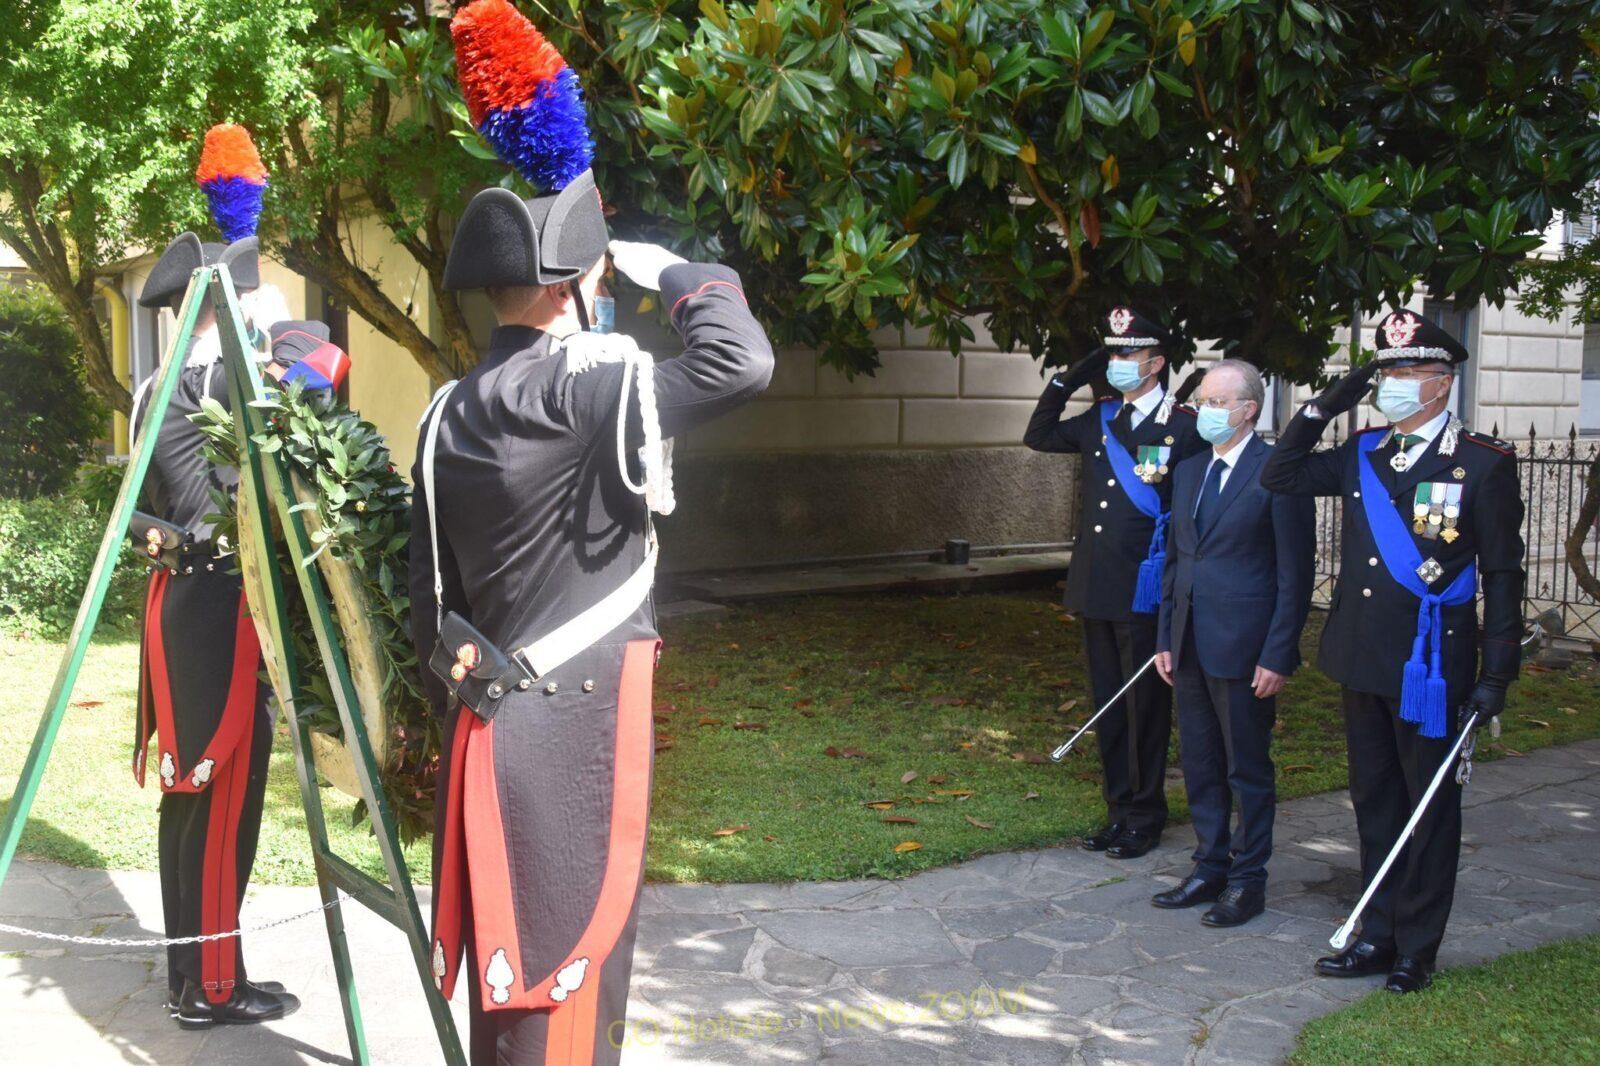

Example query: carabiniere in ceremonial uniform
[1261,310,1524,993]
[1025,307,1207,859]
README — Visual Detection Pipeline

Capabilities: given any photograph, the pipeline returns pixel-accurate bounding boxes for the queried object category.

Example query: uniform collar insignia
[1439,416,1463,457]
[1154,392,1176,425]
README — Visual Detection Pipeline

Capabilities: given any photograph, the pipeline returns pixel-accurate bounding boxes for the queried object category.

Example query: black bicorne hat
[1373,310,1469,366]
[138,232,260,311]
[442,172,608,291]
[1102,306,1175,350]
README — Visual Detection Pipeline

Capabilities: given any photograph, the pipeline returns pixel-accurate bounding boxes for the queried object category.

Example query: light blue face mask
[1105,357,1148,392]
[1375,376,1429,422]
[1195,404,1241,445]
[592,294,616,334]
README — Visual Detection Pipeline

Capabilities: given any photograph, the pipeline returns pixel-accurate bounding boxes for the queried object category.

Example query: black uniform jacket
[1260,410,1524,703]
[1157,435,1315,679]
[408,263,773,1012]
[1024,379,1205,622]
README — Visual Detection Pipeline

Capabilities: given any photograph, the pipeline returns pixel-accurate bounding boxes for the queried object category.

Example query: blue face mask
[1105,357,1147,392]
[591,294,615,334]
[1375,377,1426,422]
[1195,404,1240,445]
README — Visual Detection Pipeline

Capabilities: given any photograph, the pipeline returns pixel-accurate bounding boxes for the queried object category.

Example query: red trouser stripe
[432,708,474,999]
[144,570,179,783]
[133,571,165,785]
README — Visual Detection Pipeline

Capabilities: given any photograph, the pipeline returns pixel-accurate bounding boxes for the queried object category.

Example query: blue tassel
[1132,554,1162,614]
[1420,676,1448,739]
[1399,658,1428,724]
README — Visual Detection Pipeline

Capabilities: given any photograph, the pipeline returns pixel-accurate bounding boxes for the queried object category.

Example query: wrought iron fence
[1306,425,1600,640]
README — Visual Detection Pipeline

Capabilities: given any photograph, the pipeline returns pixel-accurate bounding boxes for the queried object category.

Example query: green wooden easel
[0,265,464,1065]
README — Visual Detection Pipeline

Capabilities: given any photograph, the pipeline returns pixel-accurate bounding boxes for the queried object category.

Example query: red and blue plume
[451,0,594,194]
[195,124,269,243]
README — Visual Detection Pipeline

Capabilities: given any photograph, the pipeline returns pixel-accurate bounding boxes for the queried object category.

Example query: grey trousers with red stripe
[158,702,273,1000]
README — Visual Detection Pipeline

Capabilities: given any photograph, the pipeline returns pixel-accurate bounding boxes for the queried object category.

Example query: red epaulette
[1463,431,1514,456]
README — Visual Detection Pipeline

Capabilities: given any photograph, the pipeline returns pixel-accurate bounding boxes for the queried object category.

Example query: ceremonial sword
[1050,653,1159,762]
[1329,617,1549,950]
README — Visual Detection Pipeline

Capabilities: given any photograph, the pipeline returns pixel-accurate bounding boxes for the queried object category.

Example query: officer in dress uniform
[1260,310,1524,993]
[1025,307,1206,859]
[411,4,773,1062]
[130,124,350,1029]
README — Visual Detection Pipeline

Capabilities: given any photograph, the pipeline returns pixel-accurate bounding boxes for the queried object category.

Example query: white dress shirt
[1194,431,1254,516]
[1122,386,1166,431]
[1393,409,1449,466]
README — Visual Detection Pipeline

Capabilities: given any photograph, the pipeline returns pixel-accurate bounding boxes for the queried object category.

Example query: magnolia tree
[6,0,1600,407]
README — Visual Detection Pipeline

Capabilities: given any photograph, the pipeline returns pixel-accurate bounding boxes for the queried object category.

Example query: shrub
[0,285,107,499]
[0,494,145,639]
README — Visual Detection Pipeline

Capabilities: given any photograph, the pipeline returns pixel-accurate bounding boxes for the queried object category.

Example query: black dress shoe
[1151,874,1226,909]
[1314,938,1396,978]
[1384,956,1434,994]
[174,980,301,1030]
[1105,828,1158,859]
[166,978,286,1015]
[1201,884,1266,928]
[1080,822,1127,852]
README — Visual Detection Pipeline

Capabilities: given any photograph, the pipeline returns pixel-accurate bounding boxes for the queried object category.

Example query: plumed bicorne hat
[1101,306,1176,351]
[138,124,268,309]
[442,0,608,292]
[271,321,350,391]
[1373,310,1469,367]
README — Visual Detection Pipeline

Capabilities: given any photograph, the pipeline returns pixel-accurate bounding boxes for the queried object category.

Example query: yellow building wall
[340,214,434,478]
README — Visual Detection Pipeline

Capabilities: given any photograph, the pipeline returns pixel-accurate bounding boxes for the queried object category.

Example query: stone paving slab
[0,740,1595,1064]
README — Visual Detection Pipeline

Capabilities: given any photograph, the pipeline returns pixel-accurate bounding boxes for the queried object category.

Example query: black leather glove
[1053,346,1110,393]
[1310,363,1378,418]
[1173,366,1206,405]
[1457,681,1506,733]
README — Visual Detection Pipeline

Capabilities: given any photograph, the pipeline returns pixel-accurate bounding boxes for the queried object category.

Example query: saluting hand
[1310,362,1378,418]
[1052,347,1110,393]
[608,240,688,292]
[1252,665,1286,698]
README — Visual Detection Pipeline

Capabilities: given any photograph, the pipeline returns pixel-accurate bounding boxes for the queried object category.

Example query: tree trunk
[1565,445,1600,604]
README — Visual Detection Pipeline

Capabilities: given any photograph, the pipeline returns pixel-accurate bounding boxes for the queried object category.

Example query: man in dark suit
[1152,360,1314,926]
[1025,307,1206,859]
[1261,311,1524,993]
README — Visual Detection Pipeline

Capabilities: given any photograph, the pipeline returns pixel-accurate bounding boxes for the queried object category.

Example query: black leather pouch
[128,511,194,571]
[429,612,530,723]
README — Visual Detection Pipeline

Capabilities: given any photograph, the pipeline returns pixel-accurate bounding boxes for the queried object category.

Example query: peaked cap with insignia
[1373,310,1470,367]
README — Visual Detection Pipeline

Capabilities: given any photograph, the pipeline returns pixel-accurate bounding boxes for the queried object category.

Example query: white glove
[607,240,687,292]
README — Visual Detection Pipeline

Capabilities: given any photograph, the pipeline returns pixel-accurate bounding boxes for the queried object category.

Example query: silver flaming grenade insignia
[190,758,215,788]
[159,752,176,789]
[485,948,515,1006]
[1108,307,1134,336]
[432,940,447,989]
[549,957,589,1003]
[1383,312,1422,349]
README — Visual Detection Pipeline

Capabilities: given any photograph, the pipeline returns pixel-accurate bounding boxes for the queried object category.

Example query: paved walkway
[2,740,1596,1065]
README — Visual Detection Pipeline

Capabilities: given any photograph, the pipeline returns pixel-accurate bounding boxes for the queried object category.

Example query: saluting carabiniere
[1025,307,1207,860]
[1261,310,1525,993]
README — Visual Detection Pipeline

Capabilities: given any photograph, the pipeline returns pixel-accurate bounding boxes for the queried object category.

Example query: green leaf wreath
[194,383,438,843]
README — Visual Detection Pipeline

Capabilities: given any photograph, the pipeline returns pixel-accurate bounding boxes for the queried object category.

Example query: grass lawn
[2,590,1597,886]
[1289,933,1600,1064]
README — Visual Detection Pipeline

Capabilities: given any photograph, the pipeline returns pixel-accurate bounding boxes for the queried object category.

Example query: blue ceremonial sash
[1356,433,1477,738]
[1099,400,1168,613]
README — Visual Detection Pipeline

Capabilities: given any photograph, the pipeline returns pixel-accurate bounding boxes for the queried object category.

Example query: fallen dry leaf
[655,738,675,752]
[893,841,923,853]
[864,800,896,811]
[1520,716,1551,729]
[763,835,777,843]
[793,697,813,708]
[1011,752,1049,764]
[934,788,976,797]
[901,771,919,784]
[908,796,944,805]
[1282,764,1315,773]
[1024,791,1040,801]
[72,700,104,708]
[1057,699,1079,714]
[840,746,868,758]
[697,716,723,726]
[712,824,748,837]
[964,816,995,830]
[881,815,919,825]
[928,773,949,785]
[734,721,767,731]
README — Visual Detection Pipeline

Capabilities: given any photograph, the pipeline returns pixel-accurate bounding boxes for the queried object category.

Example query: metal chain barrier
[0,893,346,948]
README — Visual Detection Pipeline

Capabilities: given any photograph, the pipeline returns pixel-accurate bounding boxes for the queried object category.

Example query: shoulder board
[1174,403,1196,416]
[1462,430,1514,455]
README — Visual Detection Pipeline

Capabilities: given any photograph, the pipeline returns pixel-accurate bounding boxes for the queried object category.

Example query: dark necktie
[1394,433,1423,454]
[1194,457,1225,536]
[1112,402,1135,444]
